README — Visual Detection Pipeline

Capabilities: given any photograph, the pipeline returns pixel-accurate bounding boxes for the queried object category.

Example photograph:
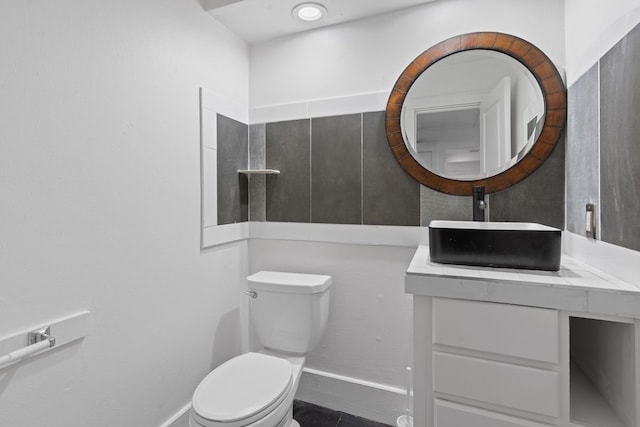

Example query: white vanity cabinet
[418,297,561,427]
[407,246,640,427]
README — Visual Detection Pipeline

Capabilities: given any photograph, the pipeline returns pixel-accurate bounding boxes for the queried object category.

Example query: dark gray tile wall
[565,22,640,252]
[566,65,600,236]
[311,114,362,224]
[421,187,471,226]
[252,110,565,228]
[217,114,248,225]
[490,136,566,229]
[600,23,640,251]
[256,112,422,226]
[249,123,266,222]
[363,112,420,226]
[266,119,311,222]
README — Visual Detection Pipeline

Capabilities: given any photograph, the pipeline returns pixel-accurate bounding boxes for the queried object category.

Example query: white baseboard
[296,367,407,426]
[161,402,191,427]
[163,370,406,427]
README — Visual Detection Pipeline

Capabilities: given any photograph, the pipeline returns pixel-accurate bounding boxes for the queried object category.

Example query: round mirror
[386,32,566,196]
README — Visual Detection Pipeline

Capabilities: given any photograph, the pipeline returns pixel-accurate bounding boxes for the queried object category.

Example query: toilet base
[281,405,301,427]
[190,403,299,427]
[276,405,298,427]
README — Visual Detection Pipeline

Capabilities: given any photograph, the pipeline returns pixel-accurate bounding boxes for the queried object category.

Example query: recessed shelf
[237,169,280,175]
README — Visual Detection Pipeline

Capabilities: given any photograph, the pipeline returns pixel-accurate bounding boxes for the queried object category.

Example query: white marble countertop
[406,245,640,318]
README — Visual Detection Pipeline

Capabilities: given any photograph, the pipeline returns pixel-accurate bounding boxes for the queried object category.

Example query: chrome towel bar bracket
[0,326,56,369]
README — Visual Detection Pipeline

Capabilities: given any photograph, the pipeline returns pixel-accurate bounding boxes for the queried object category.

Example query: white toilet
[189,271,332,427]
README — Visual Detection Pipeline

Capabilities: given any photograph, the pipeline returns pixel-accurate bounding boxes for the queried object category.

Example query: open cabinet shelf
[570,361,627,427]
[569,316,635,427]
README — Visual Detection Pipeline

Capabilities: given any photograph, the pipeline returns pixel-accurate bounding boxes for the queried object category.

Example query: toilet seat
[191,352,293,427]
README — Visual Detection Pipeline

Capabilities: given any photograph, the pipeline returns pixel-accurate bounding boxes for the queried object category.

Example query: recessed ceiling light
[292,3,327,22]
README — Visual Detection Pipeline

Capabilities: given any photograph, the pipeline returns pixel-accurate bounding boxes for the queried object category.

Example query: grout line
[247,124,252,222]
[262,123,267,222]
[309,118,313,223]
[596,61,602,241]
[361,113,364,225]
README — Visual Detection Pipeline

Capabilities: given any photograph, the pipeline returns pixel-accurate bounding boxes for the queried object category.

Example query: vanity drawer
[433,298,558,363]
[433,352,559,417]
[435,399,553,427]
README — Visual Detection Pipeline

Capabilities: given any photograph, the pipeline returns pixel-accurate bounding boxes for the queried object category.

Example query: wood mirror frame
[385,32,566,196]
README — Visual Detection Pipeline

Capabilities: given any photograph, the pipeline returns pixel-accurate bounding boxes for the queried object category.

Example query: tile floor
[293,400,393,427]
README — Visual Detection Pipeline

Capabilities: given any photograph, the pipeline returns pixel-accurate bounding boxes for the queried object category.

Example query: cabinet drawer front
[433,352,559,417]
[433,298,558,363]
[435,400,553,427]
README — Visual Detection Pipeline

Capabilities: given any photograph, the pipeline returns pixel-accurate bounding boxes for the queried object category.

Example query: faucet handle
[472,185,486,222]
[472,185,485,196]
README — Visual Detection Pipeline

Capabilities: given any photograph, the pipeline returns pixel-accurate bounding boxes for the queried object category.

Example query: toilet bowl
[189,271,331,427]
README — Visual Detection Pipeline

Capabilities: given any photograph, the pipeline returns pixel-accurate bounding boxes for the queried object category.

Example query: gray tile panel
[362,111,420,226]
[249,124,266,221]
[217,114,248,224]
[600,23,640,251]
[266,119,311,222]
[311,114,362,224]
[489,136,565,229]
[566,65,600,236]
[421,186,472,226]
[249,175,266,222]
[249,123,266,169]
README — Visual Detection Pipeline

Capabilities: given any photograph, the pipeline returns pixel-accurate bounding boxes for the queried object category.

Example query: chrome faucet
[472,186,486,222]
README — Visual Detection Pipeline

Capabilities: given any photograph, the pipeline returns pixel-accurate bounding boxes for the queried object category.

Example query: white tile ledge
[563,231,640,287]
[202,221,429,249]
[249,221,425,247]
[406,245,640,318]
[201,222,425,249]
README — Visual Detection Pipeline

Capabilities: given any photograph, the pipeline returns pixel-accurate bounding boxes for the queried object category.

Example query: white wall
[250,0,565,110]
[565,0,640,85]
[249,240,414,385]
[248,239,414,423]
[0,1,249,426]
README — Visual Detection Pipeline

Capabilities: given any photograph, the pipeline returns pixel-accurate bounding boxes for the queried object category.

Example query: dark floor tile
[293,400,393,427]
[293,400,341,427]
[337,413,393,427]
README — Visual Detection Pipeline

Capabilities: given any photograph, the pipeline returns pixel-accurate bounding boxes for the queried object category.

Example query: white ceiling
[202,0,438,45]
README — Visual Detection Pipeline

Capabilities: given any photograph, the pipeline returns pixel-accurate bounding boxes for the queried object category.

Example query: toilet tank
[247,271,331,355]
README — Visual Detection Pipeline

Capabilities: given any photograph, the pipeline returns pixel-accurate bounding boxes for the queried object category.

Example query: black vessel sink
[428,220,562,271]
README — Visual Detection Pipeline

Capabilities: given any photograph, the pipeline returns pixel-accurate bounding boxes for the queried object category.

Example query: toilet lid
[192,352,293,424]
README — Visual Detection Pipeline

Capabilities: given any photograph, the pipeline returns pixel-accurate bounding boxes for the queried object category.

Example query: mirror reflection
[401,50,544,180]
